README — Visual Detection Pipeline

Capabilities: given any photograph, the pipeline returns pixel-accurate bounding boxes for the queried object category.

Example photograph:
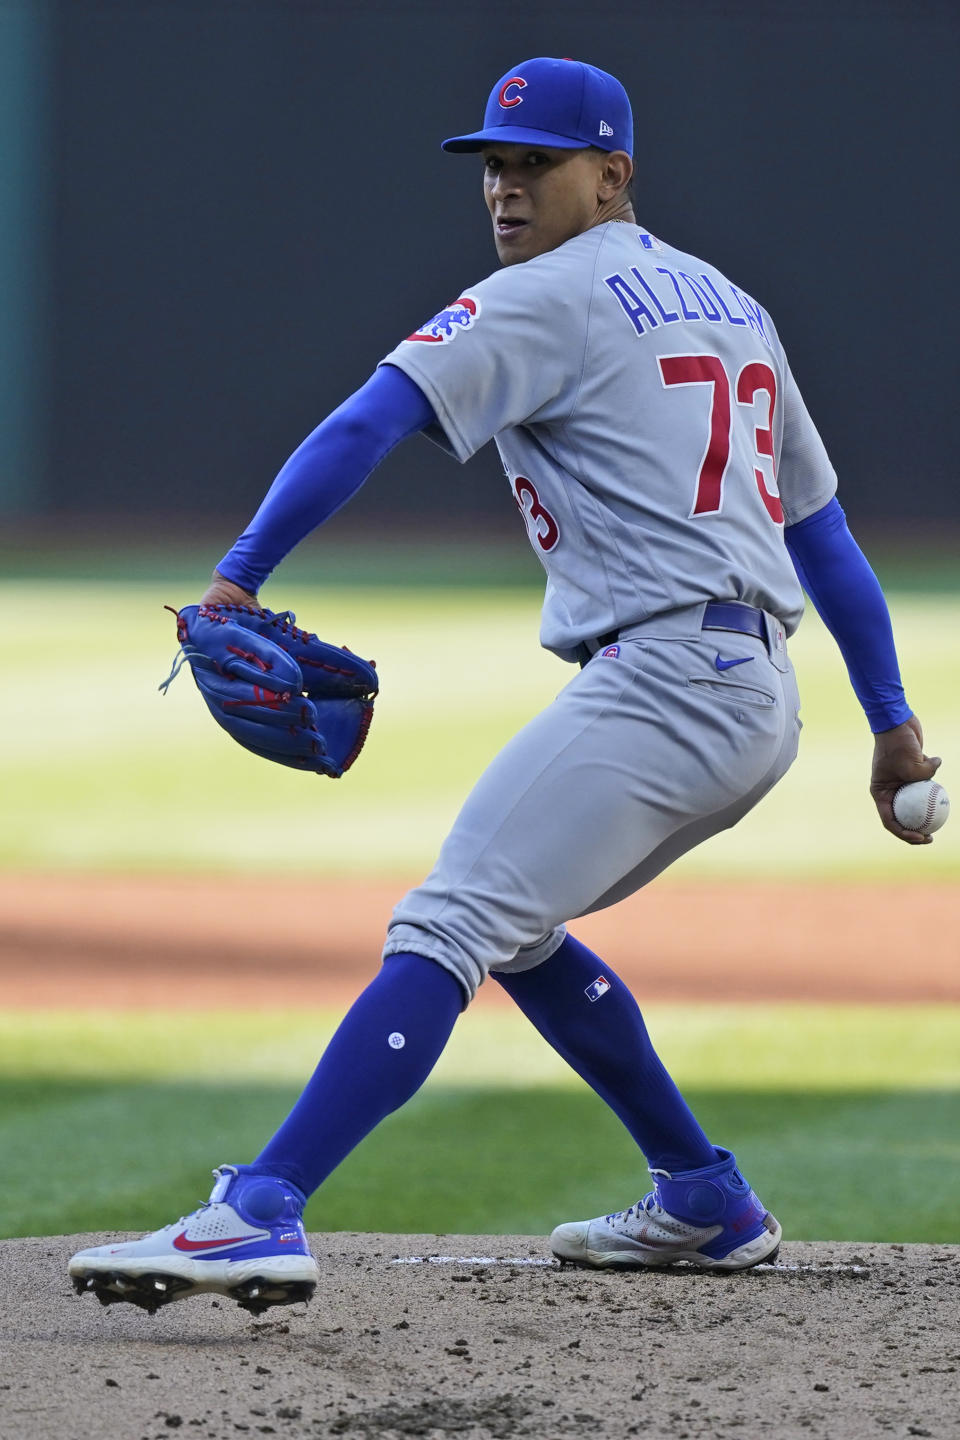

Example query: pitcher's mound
[2,1234,957,1439]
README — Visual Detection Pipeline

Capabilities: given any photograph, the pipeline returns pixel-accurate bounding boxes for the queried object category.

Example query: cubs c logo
[407,294,481,344]
[498,76,527,108]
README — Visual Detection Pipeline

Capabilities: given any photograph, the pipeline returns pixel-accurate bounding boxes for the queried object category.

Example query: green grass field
[4,579,959,879]
[3,573,958,1240]
[2,1004,958,1241]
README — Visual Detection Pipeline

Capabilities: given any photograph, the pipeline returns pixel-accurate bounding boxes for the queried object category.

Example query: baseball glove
[161,603,378,778]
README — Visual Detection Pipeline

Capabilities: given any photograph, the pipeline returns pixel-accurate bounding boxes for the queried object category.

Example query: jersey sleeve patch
[407,294,482,344]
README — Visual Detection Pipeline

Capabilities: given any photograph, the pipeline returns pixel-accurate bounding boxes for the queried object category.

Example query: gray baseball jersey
[382,221,837,662]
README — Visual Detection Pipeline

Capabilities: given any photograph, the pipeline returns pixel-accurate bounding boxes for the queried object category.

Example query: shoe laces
[604,1190,662,1226]
[158,1166,238,1232]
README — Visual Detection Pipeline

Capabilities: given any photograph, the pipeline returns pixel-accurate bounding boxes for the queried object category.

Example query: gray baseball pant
[383,602,801,1001]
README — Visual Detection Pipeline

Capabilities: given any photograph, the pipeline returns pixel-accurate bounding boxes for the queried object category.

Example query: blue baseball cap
[442,57,633,157]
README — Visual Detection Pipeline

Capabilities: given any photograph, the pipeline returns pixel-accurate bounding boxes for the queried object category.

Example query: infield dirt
[2,1234,957,1440]
[1,873,958,1008]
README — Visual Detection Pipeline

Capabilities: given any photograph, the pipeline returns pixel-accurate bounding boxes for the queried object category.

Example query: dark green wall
[15,0,960,532]
[0,0,50,512]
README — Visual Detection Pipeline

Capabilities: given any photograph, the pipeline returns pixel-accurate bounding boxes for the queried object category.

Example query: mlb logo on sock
[585,976,611,1002]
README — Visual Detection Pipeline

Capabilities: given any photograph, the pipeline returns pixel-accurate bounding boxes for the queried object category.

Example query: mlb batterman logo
[585,976,611,1002]
[407,295,481,344]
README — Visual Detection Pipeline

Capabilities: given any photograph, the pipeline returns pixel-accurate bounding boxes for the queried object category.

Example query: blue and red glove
[162,603,378,778]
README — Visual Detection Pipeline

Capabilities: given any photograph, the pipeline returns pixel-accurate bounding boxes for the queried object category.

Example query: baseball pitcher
[71,58,942,1314]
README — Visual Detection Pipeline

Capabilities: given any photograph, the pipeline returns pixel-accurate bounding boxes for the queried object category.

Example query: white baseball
[892,780,950,834]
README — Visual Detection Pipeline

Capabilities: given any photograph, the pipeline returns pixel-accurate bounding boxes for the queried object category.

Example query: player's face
[481,144,625,264]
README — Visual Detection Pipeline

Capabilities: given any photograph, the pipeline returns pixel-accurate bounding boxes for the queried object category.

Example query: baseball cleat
[550,1146,781,1271]
[68,1165,319,1315]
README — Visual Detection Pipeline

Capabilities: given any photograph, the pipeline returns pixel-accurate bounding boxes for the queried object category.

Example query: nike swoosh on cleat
[172,1233,256,1253]
[634,1223,704,1248]
[715,654,755,671]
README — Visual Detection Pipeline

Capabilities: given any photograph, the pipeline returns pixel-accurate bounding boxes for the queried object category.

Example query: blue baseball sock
[492,934,715,1174]
[249,952,464,1197]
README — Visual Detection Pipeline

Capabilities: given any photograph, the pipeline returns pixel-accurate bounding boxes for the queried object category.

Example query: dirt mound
[2,1234,956,1439]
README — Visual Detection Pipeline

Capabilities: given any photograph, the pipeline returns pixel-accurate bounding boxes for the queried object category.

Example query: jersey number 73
[658,354,783,524]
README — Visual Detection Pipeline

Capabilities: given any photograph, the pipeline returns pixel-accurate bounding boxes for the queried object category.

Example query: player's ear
[598,150,633,202]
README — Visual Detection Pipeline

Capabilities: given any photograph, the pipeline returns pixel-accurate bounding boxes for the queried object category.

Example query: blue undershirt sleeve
[215,364,437,594]
[784,496,912,733]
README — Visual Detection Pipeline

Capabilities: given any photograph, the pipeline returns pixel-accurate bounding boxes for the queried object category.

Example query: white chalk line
[392,1256,555,1267]
[391,1256,869,1274]
[755,1262,869,1274]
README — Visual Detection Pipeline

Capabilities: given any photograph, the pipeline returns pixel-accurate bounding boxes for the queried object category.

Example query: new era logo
[585,976,611,1002]
[599,121,614,137]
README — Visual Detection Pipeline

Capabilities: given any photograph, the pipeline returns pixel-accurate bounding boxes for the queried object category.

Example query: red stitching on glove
[199,602,264,622]
[299,655,364,678]
[338,700,376,776]
[222,686,291,711]
[342,646,376,669]
[267,614,312,643]
[226,644,271,672]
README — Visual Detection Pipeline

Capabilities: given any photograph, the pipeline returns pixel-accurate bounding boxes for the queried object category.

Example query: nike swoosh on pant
[714,655,755,671]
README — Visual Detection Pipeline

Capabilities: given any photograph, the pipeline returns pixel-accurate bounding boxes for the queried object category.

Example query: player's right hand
[869,715,942,845]
[199,570,260,609]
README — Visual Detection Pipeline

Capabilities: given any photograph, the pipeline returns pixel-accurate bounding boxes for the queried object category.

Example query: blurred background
[1,0,958,1244]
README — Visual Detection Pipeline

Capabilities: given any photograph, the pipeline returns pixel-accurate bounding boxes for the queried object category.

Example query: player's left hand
[199,570,259,609]
[161,600,379,778]
[870,715,942,845]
